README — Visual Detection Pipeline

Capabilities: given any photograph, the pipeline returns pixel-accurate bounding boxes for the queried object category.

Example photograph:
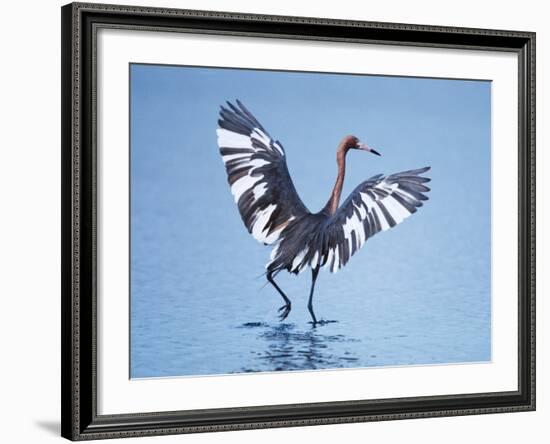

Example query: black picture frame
[61,2,536,440]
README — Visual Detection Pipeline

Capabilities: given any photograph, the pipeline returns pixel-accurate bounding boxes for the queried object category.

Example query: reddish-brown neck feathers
[338,135,359,152]
[324,137,356,214]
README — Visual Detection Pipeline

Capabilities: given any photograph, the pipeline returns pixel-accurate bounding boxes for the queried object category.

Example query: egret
[217,100,430,324]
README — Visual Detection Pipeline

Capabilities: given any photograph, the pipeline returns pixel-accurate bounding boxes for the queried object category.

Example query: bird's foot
[278,303,291,321]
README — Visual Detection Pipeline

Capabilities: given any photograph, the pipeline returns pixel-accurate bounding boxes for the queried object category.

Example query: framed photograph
[61,2,536,440]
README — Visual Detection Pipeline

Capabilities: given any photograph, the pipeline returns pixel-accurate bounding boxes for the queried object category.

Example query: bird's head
[340,135,381,156]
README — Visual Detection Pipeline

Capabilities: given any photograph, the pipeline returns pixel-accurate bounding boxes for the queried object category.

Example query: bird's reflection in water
[237,322,360,373]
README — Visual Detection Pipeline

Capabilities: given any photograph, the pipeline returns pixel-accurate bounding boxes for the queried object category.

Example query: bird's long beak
[358,143,381,156]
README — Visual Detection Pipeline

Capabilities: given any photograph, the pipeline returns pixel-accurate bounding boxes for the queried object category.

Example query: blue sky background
[130,64,491,378]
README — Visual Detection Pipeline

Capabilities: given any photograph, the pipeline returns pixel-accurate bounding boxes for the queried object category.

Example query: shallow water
[129,65,491,378]
[130,205,491,378]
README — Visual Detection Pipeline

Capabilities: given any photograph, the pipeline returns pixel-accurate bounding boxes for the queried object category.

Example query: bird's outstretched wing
[217,100,310,245]
[320,167,431,273]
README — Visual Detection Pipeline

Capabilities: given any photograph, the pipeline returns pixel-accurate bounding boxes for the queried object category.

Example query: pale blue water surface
[130,64,491,378]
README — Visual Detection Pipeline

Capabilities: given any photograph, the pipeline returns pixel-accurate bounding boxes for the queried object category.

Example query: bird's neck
[323,148,347,215]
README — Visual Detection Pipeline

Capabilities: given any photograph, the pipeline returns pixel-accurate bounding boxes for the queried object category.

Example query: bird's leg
[308,267,320,325]
[267,271,292,321]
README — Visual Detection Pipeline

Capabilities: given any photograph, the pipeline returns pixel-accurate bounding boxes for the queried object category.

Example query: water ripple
[236,323,360,373]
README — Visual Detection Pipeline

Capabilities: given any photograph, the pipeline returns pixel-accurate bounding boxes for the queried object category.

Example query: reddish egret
[217,100,430,324]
